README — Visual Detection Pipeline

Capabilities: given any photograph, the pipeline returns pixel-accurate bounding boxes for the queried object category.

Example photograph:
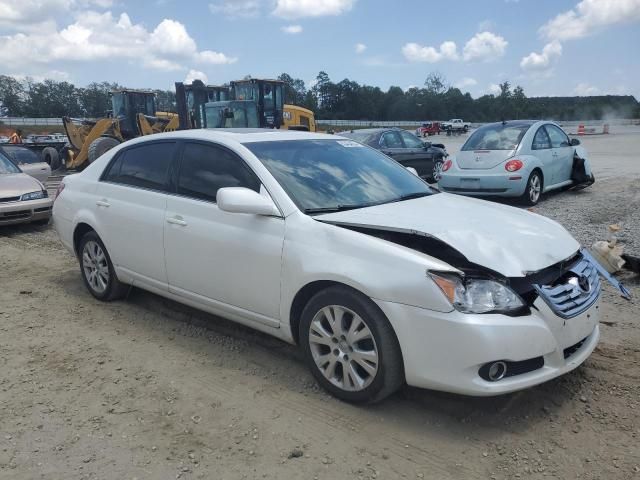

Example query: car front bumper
[438,171,528,197]
[374,295,600,396]
[0,197,53,226]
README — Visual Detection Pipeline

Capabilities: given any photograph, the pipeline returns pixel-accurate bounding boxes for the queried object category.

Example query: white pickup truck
[441,119,470,133]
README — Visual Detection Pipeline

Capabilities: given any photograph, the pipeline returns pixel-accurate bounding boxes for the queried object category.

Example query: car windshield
[462,124,530,151]
[3,146,41,164]
[0,151,21,174]
[246,139,432,213]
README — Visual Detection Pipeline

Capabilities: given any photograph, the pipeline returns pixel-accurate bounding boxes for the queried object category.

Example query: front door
[530,126,555,187]
[545,124,574,185]
[163,141,285,324]
[398,130,433,179]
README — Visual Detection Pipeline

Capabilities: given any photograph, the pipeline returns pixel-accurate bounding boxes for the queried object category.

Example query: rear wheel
[430,157,444,183]
[300,286,404,403]
[521,170,543,206]
[79,231,128,301]
[88,137,120,164]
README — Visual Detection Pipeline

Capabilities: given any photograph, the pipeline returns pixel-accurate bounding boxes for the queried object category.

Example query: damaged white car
[53,130,626,403]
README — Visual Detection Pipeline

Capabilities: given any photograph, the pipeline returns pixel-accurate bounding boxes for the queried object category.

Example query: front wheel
[521,171,543,206]
[300,286,404,404]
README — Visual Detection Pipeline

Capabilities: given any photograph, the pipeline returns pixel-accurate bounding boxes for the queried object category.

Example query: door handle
[96,199,110,207]
[167,216,187,227]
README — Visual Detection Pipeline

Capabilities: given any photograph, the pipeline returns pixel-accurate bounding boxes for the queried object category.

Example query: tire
[299,286,404,404]
[42,147,60,170]
[88,137,120,164]
[78,231,128,301]
[463,126,469,133]
[430,157,444,183]
[521,170,543,206]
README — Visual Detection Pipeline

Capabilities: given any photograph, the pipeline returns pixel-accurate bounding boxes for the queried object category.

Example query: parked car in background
[55,129,606,403]
[339,128,448,182]
[1,145,52,183]
[0,149,52,226]
[0,136,9,144]
[438,120,594,205]
[415,122,441,137]
[441,119,470,133]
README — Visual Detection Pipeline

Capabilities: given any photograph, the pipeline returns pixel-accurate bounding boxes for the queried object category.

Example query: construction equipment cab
[283,105,316,132]
[231,79,285,129]
[175,80,231,130]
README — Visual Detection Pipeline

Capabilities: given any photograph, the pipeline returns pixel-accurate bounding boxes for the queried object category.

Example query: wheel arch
[73,222,96,257]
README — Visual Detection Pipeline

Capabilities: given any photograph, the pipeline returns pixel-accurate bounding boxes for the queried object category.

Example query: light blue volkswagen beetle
[438,120,594,205]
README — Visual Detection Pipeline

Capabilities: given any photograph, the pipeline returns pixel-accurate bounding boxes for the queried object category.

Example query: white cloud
[462,31,507,61]
[0,0,112,29]
[488,83,501,95]
[540,0,640,42]
[0,11,236,72]
[281,24,302,34]
[209,0,261,18]
[573,82,599,95]
[454,77,478,89]
[355,42,366,54]
[184,69,208,84]
[402,40,458,63]
[273,0,356,19]
[520,41,562,70]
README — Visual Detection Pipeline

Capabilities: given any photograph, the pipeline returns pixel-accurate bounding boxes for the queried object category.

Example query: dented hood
[315,193,580,277]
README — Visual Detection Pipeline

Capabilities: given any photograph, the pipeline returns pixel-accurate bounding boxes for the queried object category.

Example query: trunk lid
[456,149,514,170]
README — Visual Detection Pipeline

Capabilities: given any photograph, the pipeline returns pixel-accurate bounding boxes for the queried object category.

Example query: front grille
[0,210,30,220]
[0,196,21,203]
[564,337,587,359]
[534,255,601,319]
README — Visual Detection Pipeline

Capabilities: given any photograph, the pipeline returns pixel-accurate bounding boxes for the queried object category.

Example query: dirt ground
[1,130,639,480]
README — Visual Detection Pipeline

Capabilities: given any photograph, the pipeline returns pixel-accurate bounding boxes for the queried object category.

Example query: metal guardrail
[0,117,64,126]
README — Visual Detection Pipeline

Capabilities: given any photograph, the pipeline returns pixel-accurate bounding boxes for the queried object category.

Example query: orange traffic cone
[603,124,610,134]
[577,124,585,135]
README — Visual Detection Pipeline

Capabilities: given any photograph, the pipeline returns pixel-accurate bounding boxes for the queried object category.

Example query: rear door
[530,126,555,185]
[544,124,574,185]
[378,131,406,161]
[95,141,177,289]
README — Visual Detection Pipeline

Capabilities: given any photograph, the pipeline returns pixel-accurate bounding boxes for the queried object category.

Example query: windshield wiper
[386,191,432,204]
[304,204,368,214]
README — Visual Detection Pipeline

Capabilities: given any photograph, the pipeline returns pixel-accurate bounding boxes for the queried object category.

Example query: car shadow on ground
[0,221,51,237]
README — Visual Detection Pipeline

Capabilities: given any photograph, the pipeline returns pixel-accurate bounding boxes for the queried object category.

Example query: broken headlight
[430,272,524,314]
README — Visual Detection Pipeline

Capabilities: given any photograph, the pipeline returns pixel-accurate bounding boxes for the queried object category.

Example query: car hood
[315,193,579,277]
[0,173,43,198]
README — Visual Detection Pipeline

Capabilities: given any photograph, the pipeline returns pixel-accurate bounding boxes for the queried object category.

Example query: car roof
[480,120,540,128]
[127,129,340,146]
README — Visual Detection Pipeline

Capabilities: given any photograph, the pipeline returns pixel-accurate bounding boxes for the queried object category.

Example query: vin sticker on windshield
[337,140,364,148]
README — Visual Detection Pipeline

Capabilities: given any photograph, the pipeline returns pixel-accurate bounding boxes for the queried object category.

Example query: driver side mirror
[423,141,432,149]
[217,187,280,216]
[406,167,419,176]
[570,138,580,146]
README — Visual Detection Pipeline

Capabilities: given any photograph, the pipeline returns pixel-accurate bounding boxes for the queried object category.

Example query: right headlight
[429,272,524,314]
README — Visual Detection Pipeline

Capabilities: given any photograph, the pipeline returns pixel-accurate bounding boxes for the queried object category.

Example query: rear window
[462,124,530,151]
[3,146,41,164]
[103,142,176,191]
[339,131,373,144]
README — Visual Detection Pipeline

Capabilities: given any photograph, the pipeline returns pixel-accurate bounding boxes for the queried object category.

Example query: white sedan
[53,130,604,403]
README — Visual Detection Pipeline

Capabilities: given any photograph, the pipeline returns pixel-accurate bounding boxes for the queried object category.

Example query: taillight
[54,182,65,201]
[442,159,453,172]
[505,159,523,172]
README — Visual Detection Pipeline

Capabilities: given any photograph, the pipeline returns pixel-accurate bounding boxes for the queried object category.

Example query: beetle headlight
[21,190,47,201]
[429,272,524,314]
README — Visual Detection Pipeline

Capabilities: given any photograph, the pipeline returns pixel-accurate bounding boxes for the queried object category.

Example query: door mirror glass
[423,141,432,149]
[217,187,280,216]
[570,138,580,146]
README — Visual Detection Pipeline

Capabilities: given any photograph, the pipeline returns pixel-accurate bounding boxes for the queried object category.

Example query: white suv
[54,130,604,403]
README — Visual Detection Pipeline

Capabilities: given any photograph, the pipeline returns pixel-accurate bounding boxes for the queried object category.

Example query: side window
[380,131,403,148]
[177,142,261,203]
[399,130,424,149]
[532,127,551,150]
[545,125,570,148]
[103,142,176,191]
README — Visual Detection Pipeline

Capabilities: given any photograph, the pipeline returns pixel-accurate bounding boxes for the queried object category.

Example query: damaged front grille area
[533,255,601,319]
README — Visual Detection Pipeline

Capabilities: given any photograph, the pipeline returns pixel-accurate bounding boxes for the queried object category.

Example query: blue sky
[1,0,639,99]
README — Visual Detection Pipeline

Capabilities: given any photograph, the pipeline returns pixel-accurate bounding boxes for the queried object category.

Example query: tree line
[1,73,638,122]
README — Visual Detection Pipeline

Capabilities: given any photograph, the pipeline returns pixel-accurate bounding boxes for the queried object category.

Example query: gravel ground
[0,130,639,480]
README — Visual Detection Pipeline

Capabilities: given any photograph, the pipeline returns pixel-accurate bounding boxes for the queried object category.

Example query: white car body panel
[53,129,602,397]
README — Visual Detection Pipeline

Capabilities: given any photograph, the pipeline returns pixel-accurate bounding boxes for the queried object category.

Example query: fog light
[487,361,507,381]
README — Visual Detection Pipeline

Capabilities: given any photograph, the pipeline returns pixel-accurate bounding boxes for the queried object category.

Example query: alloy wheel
[308,305,379,392]
[82,240,110,294]
[529,174,541,203]
[432,160,444,182]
